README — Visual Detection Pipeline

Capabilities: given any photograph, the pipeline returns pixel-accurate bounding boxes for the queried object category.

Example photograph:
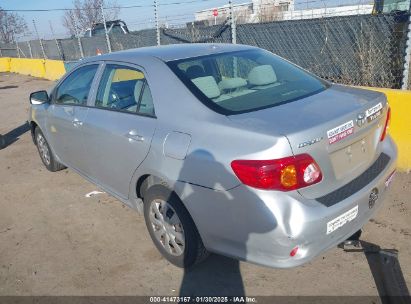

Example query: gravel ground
[0,73,410,297]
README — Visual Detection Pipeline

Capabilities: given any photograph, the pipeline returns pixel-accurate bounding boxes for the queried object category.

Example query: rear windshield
[167,49,329,115]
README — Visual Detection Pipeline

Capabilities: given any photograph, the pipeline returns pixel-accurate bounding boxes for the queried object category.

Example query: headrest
[218,77,247,91]
[248,65,277,86]
[186,65,206,79]
[192,76,220,99]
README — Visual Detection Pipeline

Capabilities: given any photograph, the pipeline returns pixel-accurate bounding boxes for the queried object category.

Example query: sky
[1,0,373,40]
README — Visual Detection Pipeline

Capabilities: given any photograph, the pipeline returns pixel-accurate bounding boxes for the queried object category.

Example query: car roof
[93,20,126,28]
[84,43,257,63]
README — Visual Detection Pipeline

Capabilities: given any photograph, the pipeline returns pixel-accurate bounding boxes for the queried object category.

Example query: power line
[0,0,222,12]
[1,5,150,12]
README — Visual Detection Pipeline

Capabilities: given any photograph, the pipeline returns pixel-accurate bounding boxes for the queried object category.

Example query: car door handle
[126,130,144,142]
[72,118,83,127]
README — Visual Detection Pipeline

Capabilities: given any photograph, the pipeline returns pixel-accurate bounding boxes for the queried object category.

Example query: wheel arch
[136,174,169,200]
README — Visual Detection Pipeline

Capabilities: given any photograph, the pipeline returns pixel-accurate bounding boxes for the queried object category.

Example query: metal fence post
[154,0,160,46]
[101,3,112,53]
[33,20,47,59]
[12,29,20,58]
[73,17,85,58]
[27,41,33,58]
[49,21,64,60]
[229,0,237,44]
[401,7,411,90]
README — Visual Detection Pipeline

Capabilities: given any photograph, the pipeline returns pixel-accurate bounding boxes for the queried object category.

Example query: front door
[46,64,99,171]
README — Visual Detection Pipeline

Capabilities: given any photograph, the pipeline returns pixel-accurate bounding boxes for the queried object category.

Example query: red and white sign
[213,9,218,17]
[327,120,354,144]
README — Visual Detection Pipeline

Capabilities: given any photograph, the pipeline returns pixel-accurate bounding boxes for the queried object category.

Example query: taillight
[380,107,391,142]
[231,154,322,191]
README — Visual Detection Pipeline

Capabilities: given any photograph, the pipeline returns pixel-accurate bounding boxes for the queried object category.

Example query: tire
[143,185,208,268]
[34,127,66,172]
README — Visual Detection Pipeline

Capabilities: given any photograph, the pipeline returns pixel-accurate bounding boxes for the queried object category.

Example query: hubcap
[149,199,185,256]
[37,134,50,165]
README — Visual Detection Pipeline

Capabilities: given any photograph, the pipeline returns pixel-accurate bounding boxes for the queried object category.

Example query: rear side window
[95,64,155,116]
[55,64,98,105]
[167,49,329,115]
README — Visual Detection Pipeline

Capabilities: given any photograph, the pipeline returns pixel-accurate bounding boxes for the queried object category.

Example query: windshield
[167,49,329,115]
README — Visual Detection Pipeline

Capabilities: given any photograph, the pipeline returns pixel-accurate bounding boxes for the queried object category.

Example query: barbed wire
[0,0,225,12]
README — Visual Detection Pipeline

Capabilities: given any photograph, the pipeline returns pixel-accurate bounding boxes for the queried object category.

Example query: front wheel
[143,185,208,268]
[35,127,65,172]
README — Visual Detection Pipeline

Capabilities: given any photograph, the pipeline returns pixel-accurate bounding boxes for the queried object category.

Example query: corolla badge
[298,137,323,148]
[357,113,366,127]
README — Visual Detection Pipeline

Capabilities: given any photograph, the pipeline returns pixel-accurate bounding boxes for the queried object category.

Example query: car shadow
[0,85,19,90]
[362,241,410,303]
[179,254,245,296]
[0,122,30,150]
[343,238,410,303]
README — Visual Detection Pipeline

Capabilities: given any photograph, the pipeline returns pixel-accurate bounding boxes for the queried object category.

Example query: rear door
[47,64,100,171]
[81,63,157,199]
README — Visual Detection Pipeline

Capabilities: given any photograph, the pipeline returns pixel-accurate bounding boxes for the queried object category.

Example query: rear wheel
[35,127,65,172]
[143,185,208,268]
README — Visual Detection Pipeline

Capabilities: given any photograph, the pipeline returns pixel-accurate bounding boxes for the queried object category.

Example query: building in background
[194,0,410,25]
[281,3,374,20]
[194,0,295,26]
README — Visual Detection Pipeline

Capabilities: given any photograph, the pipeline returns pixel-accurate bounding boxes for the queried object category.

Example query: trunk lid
[228,84,388,199]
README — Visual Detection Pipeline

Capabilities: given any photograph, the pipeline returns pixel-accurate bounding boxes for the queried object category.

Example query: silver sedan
[28,44,397,268]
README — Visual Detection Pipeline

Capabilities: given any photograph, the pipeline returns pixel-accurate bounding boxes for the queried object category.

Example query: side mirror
[30,91,49,105]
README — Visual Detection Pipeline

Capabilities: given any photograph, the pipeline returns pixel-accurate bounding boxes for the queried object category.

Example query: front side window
[110,25,124,34]
[95,64,155,116]
[92,27,106,36]
[167,49,329,115]
[55,64,98,105]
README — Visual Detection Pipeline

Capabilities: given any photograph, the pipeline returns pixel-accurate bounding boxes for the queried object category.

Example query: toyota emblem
[357,113,366,127]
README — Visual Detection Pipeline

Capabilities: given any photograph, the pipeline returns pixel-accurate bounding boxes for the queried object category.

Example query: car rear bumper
[176,136,397,268]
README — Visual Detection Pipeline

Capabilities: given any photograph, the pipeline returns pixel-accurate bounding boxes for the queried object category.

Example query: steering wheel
[109,89,121,108]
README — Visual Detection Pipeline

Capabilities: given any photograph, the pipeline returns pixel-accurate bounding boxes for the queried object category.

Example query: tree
[62,0,120,36]
[0,8,28,43]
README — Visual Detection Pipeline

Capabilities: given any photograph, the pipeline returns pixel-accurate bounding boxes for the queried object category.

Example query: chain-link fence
[161,12,411,89]
[1,4,410,90]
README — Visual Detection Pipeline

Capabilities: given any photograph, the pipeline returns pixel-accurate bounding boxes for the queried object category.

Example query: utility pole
[33,19,46,59]
[229,0,236,44]
[154,0,160,46]
[101,3,112,53]
[27,41,33,58]
[72,17,84,58]
[49,21,64,60]
[401,2,411,90]
[229,0,238,77]
[12,28,20,58]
